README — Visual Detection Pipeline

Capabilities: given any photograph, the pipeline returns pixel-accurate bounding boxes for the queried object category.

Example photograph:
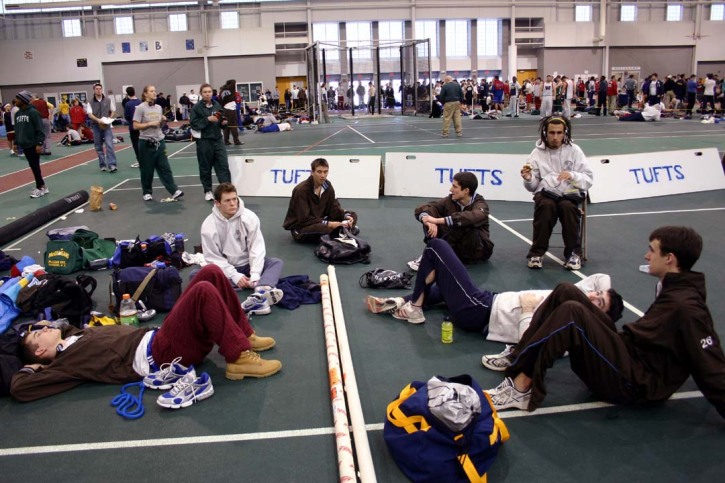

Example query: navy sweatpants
[407,238,494,333]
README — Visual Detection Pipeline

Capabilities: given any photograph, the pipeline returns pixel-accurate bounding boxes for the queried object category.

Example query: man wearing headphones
[520,116,592,270]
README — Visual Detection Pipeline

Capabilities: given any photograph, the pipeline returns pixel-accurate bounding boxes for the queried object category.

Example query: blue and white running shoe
[143,357,192,390]
[156,371,214,409]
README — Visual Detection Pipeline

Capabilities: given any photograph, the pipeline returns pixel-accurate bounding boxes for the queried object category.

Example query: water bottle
[639,264,650,273]
[119,294,139,327]
[174,233,185,253]
[441,319,453,344]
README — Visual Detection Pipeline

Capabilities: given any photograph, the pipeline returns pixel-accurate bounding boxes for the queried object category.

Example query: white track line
[347,125,375,143]
[499,206,725,223]
[0,390,705,457]
[490,214,644,317]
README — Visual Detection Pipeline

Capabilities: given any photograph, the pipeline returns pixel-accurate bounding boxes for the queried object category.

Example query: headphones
[540,116,571,144]
[542,116,568,135]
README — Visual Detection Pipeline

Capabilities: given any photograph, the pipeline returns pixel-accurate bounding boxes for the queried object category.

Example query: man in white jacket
[365,239,623,363]
[201,182,284,315]
[521,116,593,270]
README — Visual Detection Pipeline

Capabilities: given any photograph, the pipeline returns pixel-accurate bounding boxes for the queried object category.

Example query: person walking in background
[13,90,48,198]
[190,83,232,202]
[132,85,183,202]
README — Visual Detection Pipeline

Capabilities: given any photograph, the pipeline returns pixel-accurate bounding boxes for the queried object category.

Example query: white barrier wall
[587,148,725,203]
[229,155,381,199]
[383,153,532,202]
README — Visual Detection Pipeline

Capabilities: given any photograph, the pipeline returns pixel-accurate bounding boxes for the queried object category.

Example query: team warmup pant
[597,95,607,116]
[289,212,358,243]
[22,147,45,189]
[151,264,254,366]
[685,93,696,116]
[40,118,51,153]
[527,191,582,259]
[561,98,571,119]
[129,129,140,162]
[618,112,645,122]
[406,239,495,333]
[223,108,241,144]
[138,139,178,196]
[505,283,637,411]
[233,258,284,289]
[195,137,231,194]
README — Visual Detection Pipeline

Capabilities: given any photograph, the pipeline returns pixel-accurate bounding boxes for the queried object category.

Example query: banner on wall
[229,155,381,199]
[587,148,725,203]
[383,153,532,202]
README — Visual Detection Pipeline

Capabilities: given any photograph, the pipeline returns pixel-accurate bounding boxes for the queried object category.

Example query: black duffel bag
[315,227,371,265]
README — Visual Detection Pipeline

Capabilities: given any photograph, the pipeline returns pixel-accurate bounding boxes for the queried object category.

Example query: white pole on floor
[327,266,377,483]
[320,274,357,482]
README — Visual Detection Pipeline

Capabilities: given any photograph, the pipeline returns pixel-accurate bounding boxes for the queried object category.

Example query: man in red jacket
[607,75,619,116]
[485,226,725,420]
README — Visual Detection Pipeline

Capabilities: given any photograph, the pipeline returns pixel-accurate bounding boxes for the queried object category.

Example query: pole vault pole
[327,266,377,483]
[320,274,357,482]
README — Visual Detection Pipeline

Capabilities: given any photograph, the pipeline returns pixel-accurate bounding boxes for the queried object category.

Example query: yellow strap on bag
[386,384,432,433]
[454,434,487,483]
[483,390,510,445]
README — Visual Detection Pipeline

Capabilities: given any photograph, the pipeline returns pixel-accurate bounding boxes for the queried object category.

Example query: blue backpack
[384,374,509,482]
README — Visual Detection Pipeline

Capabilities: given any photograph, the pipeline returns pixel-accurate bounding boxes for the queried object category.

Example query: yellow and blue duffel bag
[384,374,509,483]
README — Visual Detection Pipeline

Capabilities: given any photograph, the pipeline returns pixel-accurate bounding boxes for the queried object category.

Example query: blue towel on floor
[276,275,321,310]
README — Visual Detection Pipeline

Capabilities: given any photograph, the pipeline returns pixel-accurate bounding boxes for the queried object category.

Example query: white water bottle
[119,294,139,327]
[639,264,650,274]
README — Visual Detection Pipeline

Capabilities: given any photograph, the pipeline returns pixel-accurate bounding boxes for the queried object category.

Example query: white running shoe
[487,377,532,411]
[481,345,516,372]
[204,191,214,201]
[366,296,404,314]
[392,301,425,324]
[407,255,422,272]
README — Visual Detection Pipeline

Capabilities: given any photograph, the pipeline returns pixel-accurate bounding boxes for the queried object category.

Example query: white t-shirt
[188,93,199,104]
[649,81,658,96]
[565,79,574,99]
[703,78,716,96]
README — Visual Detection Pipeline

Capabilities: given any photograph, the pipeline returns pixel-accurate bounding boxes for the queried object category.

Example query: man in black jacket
[485,226,725,420]
[408,171,494,270]
[282,158,357,243]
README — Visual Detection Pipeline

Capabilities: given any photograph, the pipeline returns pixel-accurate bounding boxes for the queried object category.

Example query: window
[346,22,372,60]
[711,4,724,20]
[415,20,438,57]
[620,4,637,22]
[115,16,134,35]
[220,11,239,29]
[666,4,683,21]
[445,20,469,57]
[477,18,501,57]
[378,20,404,59]
[313,22,339,60]
[575,5,592,22]
[62,18,82,37]
[169,13,187,32]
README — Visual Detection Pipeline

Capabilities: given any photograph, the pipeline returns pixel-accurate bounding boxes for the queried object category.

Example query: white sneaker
[204,191,214,201]
[392,301,425,324]
[564,254,581,270]
[366,296,404,314]
[242,294,271,315]
[130,162,139,168]
[254,286,284,306]
[487,377,532,411]
[143,194,153,201]
[29,187,49,198]
[481,345,516,372]
[407,255,422,272]
[527,256,543,269]
[172,189,184,200]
